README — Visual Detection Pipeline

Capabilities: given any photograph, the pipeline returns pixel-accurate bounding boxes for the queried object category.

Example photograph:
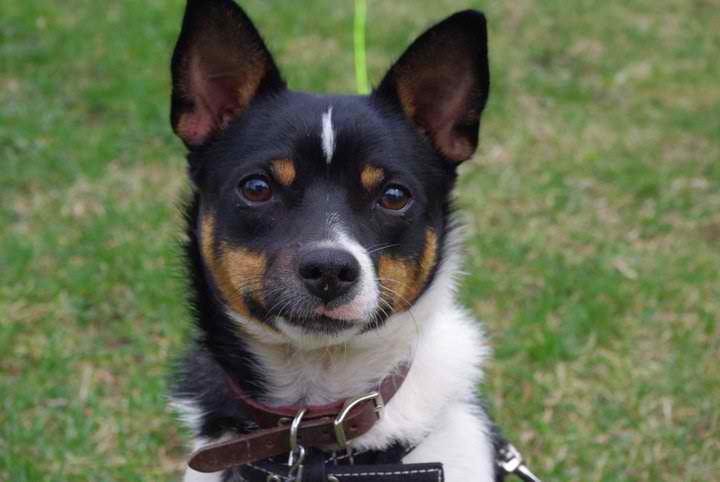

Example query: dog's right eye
[238,176,273,204]
[379,184,412,212]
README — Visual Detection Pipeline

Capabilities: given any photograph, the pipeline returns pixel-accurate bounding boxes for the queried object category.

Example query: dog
[169,0,496,480]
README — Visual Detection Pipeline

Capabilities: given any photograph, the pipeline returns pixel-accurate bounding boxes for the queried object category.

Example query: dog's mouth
[271,297,385,337]
[264,282,380,336]
[280,313,356,334]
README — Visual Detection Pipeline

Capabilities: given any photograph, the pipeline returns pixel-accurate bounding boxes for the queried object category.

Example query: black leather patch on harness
[238,462,444,482]
[328,462,444,481]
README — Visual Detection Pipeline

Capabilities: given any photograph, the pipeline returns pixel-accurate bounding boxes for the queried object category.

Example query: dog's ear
[374,11,490,163]
[170,0,285,148]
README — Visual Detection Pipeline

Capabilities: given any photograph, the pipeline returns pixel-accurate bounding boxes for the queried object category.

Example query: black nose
[298,248,360,303]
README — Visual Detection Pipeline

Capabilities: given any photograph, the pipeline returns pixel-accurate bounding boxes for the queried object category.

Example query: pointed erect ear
[170,0,285,147]
[374,11,490,163]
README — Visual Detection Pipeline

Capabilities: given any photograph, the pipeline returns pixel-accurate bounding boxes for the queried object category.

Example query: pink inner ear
[176,46,250,146]
[176,109,215,147]
[412,72,476,162]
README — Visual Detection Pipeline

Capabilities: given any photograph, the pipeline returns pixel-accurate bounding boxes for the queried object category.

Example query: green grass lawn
[2,0,718,480]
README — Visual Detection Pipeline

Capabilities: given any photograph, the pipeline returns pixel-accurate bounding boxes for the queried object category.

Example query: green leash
[353,0,369,94]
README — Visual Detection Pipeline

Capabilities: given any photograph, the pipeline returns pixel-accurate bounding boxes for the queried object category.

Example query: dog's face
[171,0,489,346]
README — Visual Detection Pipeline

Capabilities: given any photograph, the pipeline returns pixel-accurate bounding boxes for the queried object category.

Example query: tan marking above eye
[270,159,296,186]
[361,165,385,192]
[377,228,438,311]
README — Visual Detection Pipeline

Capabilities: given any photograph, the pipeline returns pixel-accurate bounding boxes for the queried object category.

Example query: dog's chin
[283,314,356,335]
[273,314,368,349]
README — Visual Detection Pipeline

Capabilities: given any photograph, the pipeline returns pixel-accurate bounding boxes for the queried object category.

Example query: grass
[1,0,718,480]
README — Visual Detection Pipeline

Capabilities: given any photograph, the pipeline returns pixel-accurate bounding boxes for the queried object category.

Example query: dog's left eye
[379,184,412,211]
[238,176,273,203]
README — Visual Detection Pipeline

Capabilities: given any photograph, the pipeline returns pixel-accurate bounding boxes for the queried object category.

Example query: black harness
[226,433,542,482]
[230,443,439,481]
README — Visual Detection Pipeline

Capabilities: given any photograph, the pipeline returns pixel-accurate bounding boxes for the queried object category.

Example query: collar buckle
[333,391,384,464]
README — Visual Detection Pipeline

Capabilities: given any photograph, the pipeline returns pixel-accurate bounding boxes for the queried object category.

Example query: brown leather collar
[188,365,410,473]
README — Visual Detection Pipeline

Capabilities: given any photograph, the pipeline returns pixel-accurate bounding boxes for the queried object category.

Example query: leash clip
[334,391,384,464]
[497,442,543,482]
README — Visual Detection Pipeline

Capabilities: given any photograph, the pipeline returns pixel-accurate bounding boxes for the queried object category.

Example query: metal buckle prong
[333,391,384,464]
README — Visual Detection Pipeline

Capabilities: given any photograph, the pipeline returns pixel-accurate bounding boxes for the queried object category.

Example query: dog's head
[171,0,489,347]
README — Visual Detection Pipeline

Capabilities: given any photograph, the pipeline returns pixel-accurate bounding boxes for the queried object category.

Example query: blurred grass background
[1,0,718,480]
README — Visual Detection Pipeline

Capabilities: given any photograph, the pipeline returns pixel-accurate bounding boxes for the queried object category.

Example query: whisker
[366,243,400,255]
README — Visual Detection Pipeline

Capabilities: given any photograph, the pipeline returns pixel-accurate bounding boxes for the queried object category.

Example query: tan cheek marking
[200,214,217,271]
[418,229,438,284]
[200,214,250,316]
[378,256,414,310]
[271,159,296,186]
[200,213,271,327]
[378,228,438,311]
[221,246,267,309]
[361,165,384,192]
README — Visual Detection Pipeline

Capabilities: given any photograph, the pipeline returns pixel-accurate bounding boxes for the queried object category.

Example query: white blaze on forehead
[321,106,335,164]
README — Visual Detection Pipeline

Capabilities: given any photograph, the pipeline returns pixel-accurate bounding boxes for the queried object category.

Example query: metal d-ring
[287,408,307,481]
[288,408,306,456]
[287,445,306,482]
